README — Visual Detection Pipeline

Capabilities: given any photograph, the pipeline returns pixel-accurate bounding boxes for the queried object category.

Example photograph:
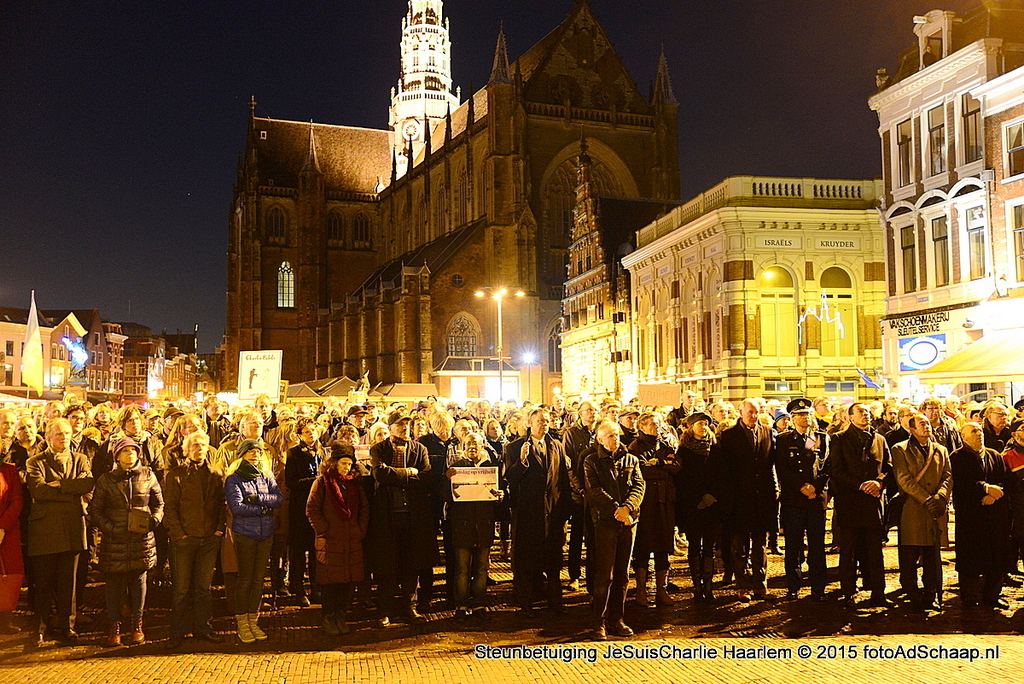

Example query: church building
[224,0,681,401]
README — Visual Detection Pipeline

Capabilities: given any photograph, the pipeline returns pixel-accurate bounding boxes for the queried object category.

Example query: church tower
[389,0,461,179]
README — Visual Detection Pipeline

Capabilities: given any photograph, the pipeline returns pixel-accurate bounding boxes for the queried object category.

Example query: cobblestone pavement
[2,520,1023,680]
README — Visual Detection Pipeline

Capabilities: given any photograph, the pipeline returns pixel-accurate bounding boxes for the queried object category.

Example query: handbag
[0,557,24,613]
[128,507,151,534]
[883,450,931,530]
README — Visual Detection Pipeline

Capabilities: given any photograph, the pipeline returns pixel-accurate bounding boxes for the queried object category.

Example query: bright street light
[475,286,526,402]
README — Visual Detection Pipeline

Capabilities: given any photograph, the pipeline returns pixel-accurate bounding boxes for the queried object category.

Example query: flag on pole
[856,367,882,391]
[22,291,45,396]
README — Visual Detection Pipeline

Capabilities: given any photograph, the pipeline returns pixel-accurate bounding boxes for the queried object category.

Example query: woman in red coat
[0,457,24,633]
[306,444,368,636]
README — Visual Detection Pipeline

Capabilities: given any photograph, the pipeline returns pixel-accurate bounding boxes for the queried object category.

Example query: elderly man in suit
[716,399,777,602]
[506,408,572,617]
[890,412,952,612]
[25,418,95,647]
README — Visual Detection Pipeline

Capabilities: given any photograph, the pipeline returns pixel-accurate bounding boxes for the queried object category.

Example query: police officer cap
[1011,419,1024,434]
[1014,398,1024,412]
[684,411,712,427]
[787,397,814,415]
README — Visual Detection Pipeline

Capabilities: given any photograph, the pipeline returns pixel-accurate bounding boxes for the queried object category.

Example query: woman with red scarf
[306,444,368,635]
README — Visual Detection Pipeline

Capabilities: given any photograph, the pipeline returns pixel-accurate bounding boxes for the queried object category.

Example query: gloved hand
[243,493,260,505]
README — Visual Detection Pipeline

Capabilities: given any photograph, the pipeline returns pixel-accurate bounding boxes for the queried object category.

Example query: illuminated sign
[898,334,947,372]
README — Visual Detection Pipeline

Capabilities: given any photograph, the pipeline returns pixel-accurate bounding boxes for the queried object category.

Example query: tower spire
[489,23,510,84]
[652,45,678,105]
[302,121,320,173]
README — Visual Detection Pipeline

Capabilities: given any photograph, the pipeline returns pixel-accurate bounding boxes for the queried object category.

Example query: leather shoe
[405,606,426,622]
[842,596,857,609]
[197,631,224,643]
[988,597,1010,610]
[296,594,311,608]
[866,595,892,608]
[57,629,80,645]
[591,623,607,641]
[607,620,634,637]
[785,589,799,600]
[521,606,539,619]
[811,591,826,602]
[736,591,752,603]
[377,616,391,628]
[165,636,184,651]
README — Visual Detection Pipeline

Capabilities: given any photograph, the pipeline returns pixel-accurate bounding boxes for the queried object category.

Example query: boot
[500,539,511,561]
[321,613,339,636]
[633,567,649,607]
[655,569,674,606]
[248,613,268,640]
[337,611,351,635]
[128,617,145,645]
[703,573,716,601]
[106,621,122,647]
[235,614,255,644]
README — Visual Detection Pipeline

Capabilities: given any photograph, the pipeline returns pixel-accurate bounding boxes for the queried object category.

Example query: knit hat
[237,439,262,459]
[111,436,139,457]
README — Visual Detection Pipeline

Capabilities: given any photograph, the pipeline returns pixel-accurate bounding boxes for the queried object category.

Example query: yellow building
[620,175,886,403]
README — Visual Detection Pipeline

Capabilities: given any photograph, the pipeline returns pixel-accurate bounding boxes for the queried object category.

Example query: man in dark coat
[368,412,432,625]
[716,400,777,601]
[951,422,1010,609]
[418,411,457,608]
[584,420,645,640]
[1001,419,1024,586]
[561,400,596,592]
[507,408,572,616]
[830,402,892,608]
[983,403,1013,452]
[775,397,829,600]
[201,397,232,449]
[285,417,324,606]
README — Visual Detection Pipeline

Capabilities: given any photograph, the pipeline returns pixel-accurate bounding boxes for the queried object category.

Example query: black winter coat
[951,444,1010,574]
[285,442,323,542]
[829,426,891,529]
[628,432,679,553]
[89,465,164,574]
[675,434,721,530]
[714,422,777,533]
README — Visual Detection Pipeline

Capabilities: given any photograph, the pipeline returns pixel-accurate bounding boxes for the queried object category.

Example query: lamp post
[475,286,525,402]
[521,351,536,403]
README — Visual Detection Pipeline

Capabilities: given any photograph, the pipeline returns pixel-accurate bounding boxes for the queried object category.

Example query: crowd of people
[0,390,1022,646]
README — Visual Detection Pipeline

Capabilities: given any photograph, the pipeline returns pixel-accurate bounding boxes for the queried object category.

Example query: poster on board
[237,350,284,402]
[450,467,500,502]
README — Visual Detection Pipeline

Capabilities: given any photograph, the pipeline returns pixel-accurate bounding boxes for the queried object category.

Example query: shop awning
[917,332,1024,384]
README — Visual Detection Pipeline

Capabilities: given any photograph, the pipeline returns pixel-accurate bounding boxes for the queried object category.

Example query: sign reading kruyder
[238,350,284,402]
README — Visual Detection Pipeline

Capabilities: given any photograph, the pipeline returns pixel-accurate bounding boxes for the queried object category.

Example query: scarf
[682,431,711,458]
[236,460,262,481]
[323,468,360,521]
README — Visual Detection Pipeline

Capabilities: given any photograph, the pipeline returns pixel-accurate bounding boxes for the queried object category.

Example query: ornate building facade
[224,0,681,400]
[621,176,885,404]
[868,3,1024,401]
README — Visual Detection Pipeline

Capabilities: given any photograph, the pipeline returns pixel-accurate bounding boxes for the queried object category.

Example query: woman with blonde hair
[162,413,206,471]
[225,440,282,643]
[366,421,389,446]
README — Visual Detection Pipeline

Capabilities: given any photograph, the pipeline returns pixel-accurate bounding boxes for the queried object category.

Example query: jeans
[170,535,220,637]
[781,504,826,593]
[31,551,78,630]
[591,523,636,625]
[104,570,147,623]
[234,535,273,614]
[453,546,489,608]
[377,512,419,616]
[731,530,768,593]
[685,521,720,583]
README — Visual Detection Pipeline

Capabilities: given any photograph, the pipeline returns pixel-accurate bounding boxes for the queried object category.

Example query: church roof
[251,117,391,194]
[352,218,486,296]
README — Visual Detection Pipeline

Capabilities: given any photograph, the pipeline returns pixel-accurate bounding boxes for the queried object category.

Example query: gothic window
[327,211,345,247]
[353,213,371,249]
[456,167,468,227]
[446,314,479,358]
[266,206,287,244]
[547,321,563,373]
[277,261,295,308]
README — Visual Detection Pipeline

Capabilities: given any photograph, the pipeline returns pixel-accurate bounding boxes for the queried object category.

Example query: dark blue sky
[0,0,976,352]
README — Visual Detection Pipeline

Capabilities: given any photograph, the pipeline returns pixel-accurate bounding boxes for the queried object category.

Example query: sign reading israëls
[755,236,803,249]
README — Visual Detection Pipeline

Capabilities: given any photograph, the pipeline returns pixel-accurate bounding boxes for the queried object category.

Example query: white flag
[22,291,45,396]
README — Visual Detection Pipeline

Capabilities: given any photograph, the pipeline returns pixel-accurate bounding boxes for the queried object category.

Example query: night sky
[1,0,977,352]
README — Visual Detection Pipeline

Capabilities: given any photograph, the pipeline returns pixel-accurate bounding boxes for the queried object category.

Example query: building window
[327,211,345,246]
[671,280,680,299]
[277,261,295,308]
[4,341,12,356]
[966,205,987,280]
[897,119,913,187]
[932,215,950,287]
[758,266,798,358]
[1014,204,1024,282]
[819,267,855,358]
[927,105,946,176]
[963,93,981,163]
[456,169,469,227]
[901,225,917,292]
[266,206,287,244]
[353,213,371,248]
[1008,121,1024,178]
[446,314,478,357]
[547,324,562,373]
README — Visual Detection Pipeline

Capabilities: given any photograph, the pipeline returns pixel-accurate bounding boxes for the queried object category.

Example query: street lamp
[475,286,525,402]
[521,351,537,403]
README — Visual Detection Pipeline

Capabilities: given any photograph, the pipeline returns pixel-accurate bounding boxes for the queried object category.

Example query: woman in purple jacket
[225,439,282,644]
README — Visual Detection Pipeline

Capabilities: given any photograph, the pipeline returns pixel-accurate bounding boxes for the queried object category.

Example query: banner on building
[237,350,284,402]
[638,383,680,407]
[450,466,500,502]
[898,334,947,372]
